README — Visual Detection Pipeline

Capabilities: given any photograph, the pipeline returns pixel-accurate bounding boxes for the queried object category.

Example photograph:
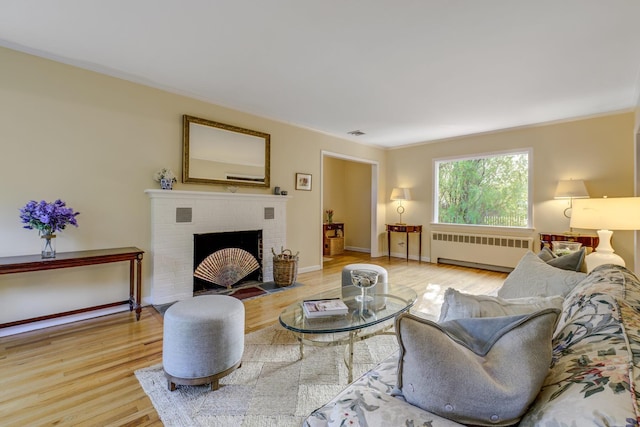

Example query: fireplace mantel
[145,189,290,304]
[145,189,291,202]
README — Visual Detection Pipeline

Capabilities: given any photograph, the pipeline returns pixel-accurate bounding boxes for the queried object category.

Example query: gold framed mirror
[182,115,270,187]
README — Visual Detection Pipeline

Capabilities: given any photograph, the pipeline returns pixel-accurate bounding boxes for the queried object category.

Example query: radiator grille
[431,232,532,271]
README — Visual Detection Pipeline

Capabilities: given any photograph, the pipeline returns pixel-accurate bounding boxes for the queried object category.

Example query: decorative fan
[194,248,260,289]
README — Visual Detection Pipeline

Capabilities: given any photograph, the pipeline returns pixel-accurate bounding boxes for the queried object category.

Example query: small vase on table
[41,231,56,258]
[160,178,173,190]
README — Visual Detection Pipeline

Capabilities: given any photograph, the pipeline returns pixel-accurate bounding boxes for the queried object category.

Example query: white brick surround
[145,189,290,305]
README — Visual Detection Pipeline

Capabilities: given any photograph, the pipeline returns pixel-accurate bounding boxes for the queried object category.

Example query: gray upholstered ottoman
[341,263,389,306]
[162,295,244,391]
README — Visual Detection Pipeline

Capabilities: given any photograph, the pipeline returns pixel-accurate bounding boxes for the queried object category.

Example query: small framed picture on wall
[295,173,312,191]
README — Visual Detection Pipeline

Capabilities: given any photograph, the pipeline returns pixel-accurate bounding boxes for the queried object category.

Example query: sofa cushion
[438,287,563,322]
[519,265,640,426]
[304,353,466,427]
[538,246,585,271]
[498,251,586,299]
[394,309,559,426]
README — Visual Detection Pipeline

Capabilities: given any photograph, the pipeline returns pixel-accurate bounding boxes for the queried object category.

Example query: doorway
[320,151,380,267]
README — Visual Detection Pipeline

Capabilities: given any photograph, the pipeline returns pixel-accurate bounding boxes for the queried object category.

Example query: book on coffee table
[302,298,348,318]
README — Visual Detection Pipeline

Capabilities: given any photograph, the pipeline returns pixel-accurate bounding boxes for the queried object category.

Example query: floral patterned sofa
[304,264,640,426]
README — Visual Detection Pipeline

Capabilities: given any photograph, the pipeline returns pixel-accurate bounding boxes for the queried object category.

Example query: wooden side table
[386,224,422,263]
[323,223,345,256]
[539,233,599,253]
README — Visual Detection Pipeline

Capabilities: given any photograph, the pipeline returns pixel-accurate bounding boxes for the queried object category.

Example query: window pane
[435,152,529,227]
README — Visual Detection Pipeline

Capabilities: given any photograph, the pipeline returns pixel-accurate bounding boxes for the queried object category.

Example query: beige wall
[322,157,347,224]
[343,162,372,251]
[386,112,637,267]
[0,46,386,326]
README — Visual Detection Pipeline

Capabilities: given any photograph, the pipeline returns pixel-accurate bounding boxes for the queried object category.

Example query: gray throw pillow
[537,246,556,262]
[395,309,560,426]
[438,288,564,322]
[498,251,587,299]
[538,246,585,272]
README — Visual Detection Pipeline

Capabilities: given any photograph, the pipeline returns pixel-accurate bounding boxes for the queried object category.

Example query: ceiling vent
[347,130,365,136]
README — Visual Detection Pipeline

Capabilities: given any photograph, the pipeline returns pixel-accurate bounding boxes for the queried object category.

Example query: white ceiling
[1,1,639,148]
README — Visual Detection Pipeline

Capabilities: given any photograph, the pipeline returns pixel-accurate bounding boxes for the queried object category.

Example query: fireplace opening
[193,230,263,294]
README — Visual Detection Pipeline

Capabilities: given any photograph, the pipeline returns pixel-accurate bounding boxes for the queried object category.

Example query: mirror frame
[182,115,271,188]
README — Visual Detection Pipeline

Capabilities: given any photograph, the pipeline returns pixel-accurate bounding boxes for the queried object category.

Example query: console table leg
[135,254,143,320]
[129,260,135,312]
[406,232,409,261]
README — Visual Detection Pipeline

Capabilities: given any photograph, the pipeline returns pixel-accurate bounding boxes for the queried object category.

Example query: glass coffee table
[279,284,417,382]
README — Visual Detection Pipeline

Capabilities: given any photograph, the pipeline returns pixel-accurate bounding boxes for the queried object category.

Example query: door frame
[320,150,381,266]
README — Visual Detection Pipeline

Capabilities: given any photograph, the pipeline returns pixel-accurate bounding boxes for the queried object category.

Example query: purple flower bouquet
[19,199,80,234]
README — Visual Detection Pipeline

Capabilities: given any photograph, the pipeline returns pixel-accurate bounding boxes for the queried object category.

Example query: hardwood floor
[0,251,507,426]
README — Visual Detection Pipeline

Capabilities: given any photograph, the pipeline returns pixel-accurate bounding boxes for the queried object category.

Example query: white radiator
[431,231,532,271]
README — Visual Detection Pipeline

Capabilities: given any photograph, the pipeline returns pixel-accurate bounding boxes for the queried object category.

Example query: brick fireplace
[145,189,290,305]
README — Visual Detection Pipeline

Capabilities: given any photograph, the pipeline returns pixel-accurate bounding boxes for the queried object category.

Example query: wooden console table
[323,222,345,256]
[0,247,144,328]
[539,232,599,253]
[386,224,422,263]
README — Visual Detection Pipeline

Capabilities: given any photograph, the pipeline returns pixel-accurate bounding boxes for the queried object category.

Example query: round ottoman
[163,295,244,391]
[342,264,389,309]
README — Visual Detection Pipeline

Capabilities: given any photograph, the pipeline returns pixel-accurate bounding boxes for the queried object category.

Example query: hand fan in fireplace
[194,247,260,289]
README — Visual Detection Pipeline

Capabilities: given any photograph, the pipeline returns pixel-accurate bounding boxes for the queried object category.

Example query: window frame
[433,148,533,230]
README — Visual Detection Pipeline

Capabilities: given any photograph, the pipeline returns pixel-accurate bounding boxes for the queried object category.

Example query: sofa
[303,256,640,426]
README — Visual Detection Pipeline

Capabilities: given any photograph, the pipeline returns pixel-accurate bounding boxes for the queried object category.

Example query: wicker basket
[272,248,299,287]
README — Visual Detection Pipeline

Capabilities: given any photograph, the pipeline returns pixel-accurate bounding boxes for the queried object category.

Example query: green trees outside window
[435,151,530,227]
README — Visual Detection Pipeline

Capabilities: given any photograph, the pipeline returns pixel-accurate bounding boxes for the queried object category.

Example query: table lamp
[554,179,589,218]
[570,197,640,272]
[390,188,411,225]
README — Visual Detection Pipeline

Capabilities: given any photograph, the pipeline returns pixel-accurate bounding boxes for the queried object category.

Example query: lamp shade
[390,188,411,201]
[570,197,640,230]
[554,180,589,199]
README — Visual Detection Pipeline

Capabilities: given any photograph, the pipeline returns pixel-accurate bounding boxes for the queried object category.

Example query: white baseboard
[344,246,370,253]
[299,265,321,274]
[0,305,132,337]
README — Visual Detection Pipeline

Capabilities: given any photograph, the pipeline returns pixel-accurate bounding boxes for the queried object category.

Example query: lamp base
[585,252,625,273]
[584,229,625,272]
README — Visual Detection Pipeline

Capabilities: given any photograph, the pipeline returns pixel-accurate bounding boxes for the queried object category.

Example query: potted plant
[326,209,334,223]
[154,168,177,190]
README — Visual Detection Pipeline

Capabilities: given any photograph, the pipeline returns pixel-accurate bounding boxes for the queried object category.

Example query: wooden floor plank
[0,251,507,426]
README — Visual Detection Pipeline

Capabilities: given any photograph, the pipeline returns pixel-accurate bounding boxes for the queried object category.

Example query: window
[434,150,530,228]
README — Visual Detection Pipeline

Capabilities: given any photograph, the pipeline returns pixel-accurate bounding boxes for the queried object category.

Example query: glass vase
[41,232,56,258]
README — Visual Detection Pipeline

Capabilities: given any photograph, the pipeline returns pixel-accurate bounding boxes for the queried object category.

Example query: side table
[386,224,422,263]
[539,232,599,253]
[323,223,345,256]
[0,247,144,328]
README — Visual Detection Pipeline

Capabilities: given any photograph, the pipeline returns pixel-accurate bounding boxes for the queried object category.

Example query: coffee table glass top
[278,284,417,334]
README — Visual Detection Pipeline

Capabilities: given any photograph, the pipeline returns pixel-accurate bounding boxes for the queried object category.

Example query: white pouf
[162,295,244,391]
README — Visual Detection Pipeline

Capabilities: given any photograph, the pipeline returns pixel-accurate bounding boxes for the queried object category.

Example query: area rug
[135,323,399,427]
